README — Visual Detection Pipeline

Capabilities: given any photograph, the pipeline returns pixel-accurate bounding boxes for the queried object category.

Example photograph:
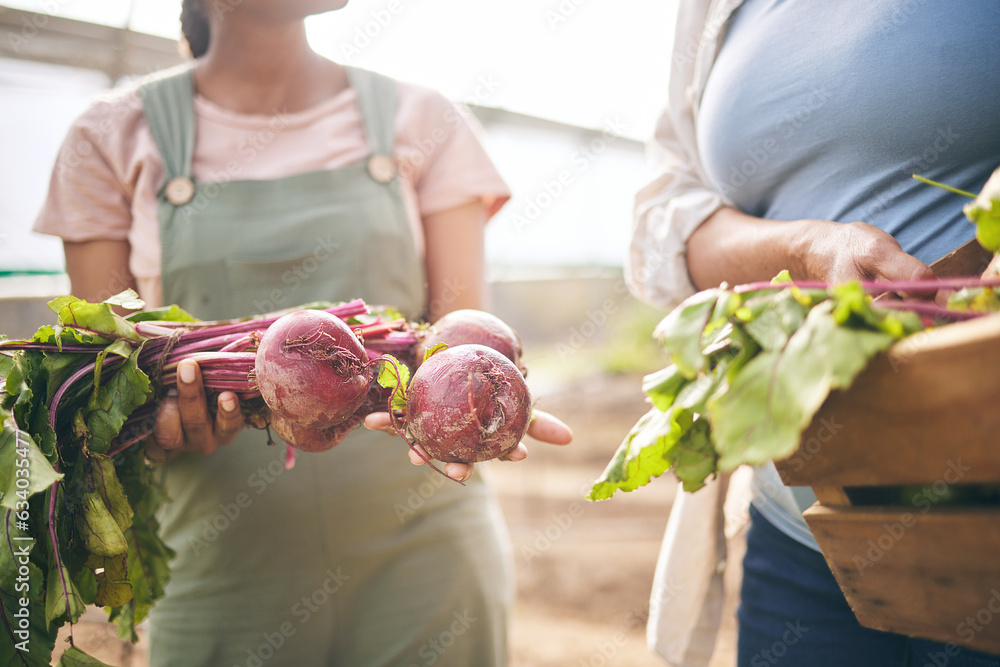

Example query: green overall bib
[138,65,512,667]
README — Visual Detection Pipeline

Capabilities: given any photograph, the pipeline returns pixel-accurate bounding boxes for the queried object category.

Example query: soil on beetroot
[52,371,736,666]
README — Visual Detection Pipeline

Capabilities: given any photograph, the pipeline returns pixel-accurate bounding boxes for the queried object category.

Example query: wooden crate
[774,311,1000,489]
[771,239,1000,654]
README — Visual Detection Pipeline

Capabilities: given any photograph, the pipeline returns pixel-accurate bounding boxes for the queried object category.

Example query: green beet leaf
[709,301,894,470]
[125,303,197,324]
[948,287,1000,313]
[3,355,24,401]
[101,290,145,312]
[57,646,115,667]
[73,566,98,607]
[829,282,921,338]
[45,557,86,629]
[48,295,145,345]
[0,292,194,656]
[40,352,90,407]
[640,365,686,411]
[0,416,62,512]
[0,508,33,590]
[0,347,12,381]
[85,453,134,534]
[422,341,448,363]
[83,348,152,455]
[590,348,737,499]
[740,290,810,351]
[674,354,732,414]
[376,354,410,412]
[963,167,1000,252]
[653,288,721,378]
[1,556,55,667]
[28,325,109,349]
[588,406,685,501]
[75,490,128,559]
[110,514,173,642]
[669,417,717,493]
[109,447,174,642]
[94,554,133,609]
[5,353,51,452]
[1,512,57,666]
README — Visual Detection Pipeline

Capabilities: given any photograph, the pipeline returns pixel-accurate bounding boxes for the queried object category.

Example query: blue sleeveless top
[697,0,1000,548]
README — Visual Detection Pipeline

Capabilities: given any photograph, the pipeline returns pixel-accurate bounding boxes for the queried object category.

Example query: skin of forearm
[686,206,817,290]
[63,240,137,306]
[422,200,488,322]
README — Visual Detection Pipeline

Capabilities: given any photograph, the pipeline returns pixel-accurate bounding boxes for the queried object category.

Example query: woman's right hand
[796,219,935,284]
[146,358,245,460]
[61,242,246,459]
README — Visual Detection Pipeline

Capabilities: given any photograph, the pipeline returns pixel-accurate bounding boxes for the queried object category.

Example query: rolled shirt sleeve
[396,85,510,222]
[627,0,736,310]
[33,96,138,244]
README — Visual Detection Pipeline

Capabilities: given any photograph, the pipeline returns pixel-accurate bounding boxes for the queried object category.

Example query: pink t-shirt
[34,77,510,308]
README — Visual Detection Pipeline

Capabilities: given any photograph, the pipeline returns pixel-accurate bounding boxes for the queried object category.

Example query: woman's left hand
[363,409,573,482]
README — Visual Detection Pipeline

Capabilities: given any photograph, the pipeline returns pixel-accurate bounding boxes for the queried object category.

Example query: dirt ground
[51,367,739,666]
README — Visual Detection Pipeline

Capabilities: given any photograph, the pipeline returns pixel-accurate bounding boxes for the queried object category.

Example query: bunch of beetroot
[1,298,533,467]
[96,299,414,459]
[173,305,533,465]
[0,296,535,664]
[254,307,533,467]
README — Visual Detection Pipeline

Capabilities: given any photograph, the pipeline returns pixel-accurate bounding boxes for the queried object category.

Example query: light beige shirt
[636,2,754,666]
[628,0,744,310]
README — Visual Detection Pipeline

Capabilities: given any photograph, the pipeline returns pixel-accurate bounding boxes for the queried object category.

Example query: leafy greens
[1,294,174,666]
[588,276,924,500]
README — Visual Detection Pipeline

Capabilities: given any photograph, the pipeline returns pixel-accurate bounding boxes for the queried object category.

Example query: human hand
[363,409,573,482]
[798,220,934,286]
[687,208,935,294]
[146,358,245,460]
[983,253,1000,279]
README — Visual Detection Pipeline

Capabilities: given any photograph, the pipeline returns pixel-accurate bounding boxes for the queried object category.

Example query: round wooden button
[367,154,397,184]
[165,176,195,205]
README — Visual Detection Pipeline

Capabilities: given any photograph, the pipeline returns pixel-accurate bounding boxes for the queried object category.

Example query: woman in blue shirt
[631,1,1000,665]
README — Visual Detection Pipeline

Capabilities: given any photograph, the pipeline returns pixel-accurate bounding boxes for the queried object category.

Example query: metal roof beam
[0,6,182,80]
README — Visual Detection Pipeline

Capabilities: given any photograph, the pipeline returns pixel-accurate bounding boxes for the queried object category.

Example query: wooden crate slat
[930,239,994,279]
[805,504,1000,655]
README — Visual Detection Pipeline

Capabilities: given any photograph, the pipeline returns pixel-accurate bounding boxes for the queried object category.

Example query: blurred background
[0,2,729,665]
[0,0,675,282]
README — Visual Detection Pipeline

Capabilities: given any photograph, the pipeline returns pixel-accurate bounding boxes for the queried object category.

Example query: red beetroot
[273,383,391,452]
[271,412,365,453]
[255,309,372,428]
[422,309,524,372]
[405,344,531,463]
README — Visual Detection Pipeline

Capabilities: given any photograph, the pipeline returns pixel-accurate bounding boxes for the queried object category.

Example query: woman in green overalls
[38,0,571,664]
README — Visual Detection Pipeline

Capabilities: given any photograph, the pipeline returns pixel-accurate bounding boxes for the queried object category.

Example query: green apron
[138,65,512,667]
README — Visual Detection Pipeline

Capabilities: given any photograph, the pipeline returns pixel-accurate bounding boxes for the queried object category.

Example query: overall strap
[346,66,398,155]
[138,64,197,185]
